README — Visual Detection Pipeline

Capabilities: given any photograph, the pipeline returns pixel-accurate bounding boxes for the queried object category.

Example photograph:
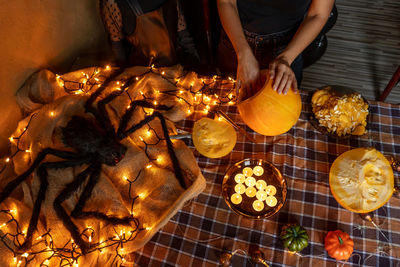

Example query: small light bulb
[265,195,277,207]
[230,193,242,205]
[245,186,257,198]
[161,71,165,75]
[253,200,264,211]
[234,173,245,184]
[234,184,246,194]
[146,164,152,169]
[5,158,10,163]
[253,166,264,176]
[136,77,139,80]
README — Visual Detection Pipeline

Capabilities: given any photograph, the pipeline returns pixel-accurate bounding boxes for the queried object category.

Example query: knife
[215,110,258,143]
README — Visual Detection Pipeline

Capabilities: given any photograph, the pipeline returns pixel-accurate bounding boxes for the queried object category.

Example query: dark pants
[217,26,303,86]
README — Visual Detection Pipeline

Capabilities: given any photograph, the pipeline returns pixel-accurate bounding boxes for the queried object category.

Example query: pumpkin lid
[192,117,237,158]
[329,148,394,213]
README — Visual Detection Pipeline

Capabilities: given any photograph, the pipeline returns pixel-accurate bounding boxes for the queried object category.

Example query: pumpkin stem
[338,236,343,245]
[292,227,298,238]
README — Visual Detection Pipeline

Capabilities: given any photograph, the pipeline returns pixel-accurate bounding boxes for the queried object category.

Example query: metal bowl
[308,85,370,139]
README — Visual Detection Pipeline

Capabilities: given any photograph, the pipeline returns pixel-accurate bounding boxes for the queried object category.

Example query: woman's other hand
[269,56,298,95]
[237,49,265,99]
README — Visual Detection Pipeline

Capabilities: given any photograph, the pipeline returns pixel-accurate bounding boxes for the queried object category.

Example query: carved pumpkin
[324,230,354,261]
[237,77,302,136]
[329,148,394,213]
[192,117,237,158]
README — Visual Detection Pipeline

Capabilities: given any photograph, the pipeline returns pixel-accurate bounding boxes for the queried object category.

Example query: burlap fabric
[0,65,206,266]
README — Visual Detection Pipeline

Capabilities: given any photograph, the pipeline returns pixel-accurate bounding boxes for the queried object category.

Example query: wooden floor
[301,0,400,104]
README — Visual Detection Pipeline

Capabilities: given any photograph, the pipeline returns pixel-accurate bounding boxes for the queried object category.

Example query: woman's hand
[269,56,298,95]
[237,49,264,99]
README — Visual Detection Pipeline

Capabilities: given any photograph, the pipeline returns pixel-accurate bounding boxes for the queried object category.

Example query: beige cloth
[0,65,206,266]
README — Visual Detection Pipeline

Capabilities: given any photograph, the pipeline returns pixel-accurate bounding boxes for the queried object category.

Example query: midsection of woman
[237,0,312,35]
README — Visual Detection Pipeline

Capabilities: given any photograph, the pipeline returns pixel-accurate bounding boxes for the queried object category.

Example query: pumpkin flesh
[192,117,237,158]
[329,148,394,213]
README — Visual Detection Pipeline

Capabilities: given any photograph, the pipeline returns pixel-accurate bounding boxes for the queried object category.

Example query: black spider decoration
[0,68,187,254]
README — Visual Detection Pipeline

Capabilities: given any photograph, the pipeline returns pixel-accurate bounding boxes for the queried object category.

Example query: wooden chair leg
[379,65,400,102]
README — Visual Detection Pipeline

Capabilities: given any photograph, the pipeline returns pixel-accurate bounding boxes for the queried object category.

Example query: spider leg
[53,163,95,254]
[71,162,136,225]
[17,155,91,251]
[117,100,171,138]
[0,148,84,204]
[118,111,186,189]
[155,112,186,189]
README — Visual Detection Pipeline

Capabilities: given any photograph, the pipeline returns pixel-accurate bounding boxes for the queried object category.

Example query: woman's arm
[271,0,335,94]
[217,0,263,95]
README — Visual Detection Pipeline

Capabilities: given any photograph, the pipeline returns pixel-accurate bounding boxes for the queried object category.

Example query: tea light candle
[265,196,277,207]
[245,177,256,187]
[256,190,267,201]
[245,186,257,197]
[253,166,264,176]
[231,193,242,205]
[242,167,253,177]
[252,200,264,211]
[234,173,245,184]
[235,184,246,194]
[265,185,277,196]
[255,180,267,190]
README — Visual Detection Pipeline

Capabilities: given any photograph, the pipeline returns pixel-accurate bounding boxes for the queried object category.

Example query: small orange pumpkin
[324,230,354,261]
[237,76,302,136]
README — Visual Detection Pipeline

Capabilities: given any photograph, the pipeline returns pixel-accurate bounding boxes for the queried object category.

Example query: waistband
[243,24,299,41]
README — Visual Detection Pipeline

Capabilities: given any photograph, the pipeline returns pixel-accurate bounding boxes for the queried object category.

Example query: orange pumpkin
[324,230,354,261]
[237,76,302,136]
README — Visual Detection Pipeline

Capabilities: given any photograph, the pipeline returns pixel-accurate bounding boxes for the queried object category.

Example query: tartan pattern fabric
[131,90,400,267]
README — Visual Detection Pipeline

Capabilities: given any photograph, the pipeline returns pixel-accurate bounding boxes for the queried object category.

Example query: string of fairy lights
[0,64,237,266]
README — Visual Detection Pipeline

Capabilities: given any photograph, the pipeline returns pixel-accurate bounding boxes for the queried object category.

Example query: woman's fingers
[277,73,289,94]
[272,67,284,91]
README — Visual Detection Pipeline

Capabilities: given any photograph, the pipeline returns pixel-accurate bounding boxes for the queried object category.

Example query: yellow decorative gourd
[237,77,302,136]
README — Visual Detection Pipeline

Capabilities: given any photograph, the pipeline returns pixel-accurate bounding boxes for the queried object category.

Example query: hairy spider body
[61,115,127,166]
[0,69,187,254]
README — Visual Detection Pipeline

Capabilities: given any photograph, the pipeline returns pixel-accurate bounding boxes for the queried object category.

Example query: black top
[237,0,312,34]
